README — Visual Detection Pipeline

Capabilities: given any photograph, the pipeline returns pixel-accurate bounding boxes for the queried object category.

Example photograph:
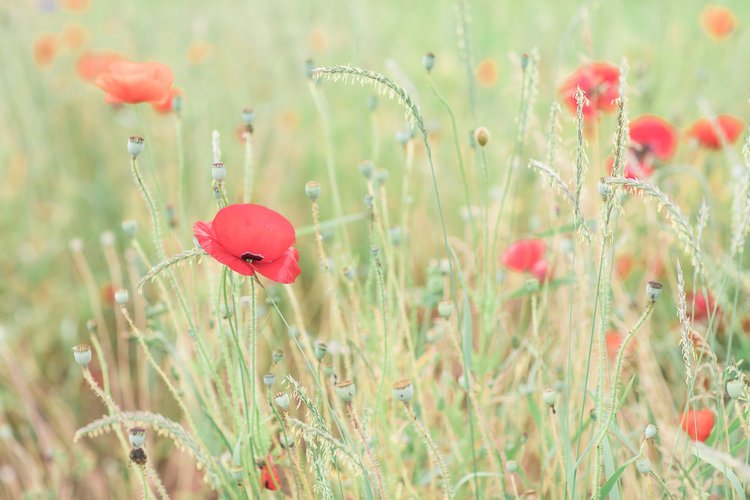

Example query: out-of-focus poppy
[679,409,714,442]
[33,33,58,68]
[186,41,214,65]
[630,115,678,161]
[61,23,89,50]
[260,455,281,490]
[701,6,737,40]
[61,0,90,13]
[476,59,499,87]
[76,50,122,81]
[559,62,620,118]
[502,239,552,284]
[193,204,301,284]
[95,60,174,104]
[687,115,744,150]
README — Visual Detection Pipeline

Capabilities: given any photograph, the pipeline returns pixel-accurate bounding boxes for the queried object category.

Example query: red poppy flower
[701,6,737,40]
[151,87,183,114]
[502,239,550,282]
[608,154,655,181]
[260,455,280,490]
[686,291,718,322]
[476,59,499,87]
[605,331,636,362]
[559,62,620,118]
[94,60,174,104]
[193,204,301,284]
[33,33,58,68]
[76,51,122,81]
[630,115,678,161]
[687,115,745,150]
[679,409,714,442]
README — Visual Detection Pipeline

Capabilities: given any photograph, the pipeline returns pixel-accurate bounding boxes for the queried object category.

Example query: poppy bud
[305,181,321,201]
[279,433,294,449]
[231,465,244,482]
[303,58,315,79]
[423,52,435,72]
[726,379,742,399]
[272,349,284,364]
[128,426,146,448]
[263,373,276,387]
[646,281,663,302]
[437,301,453,319]
[370,246,379,258]
[364,194,375,209]
[72,344,92,367]
[121,219,138,239]
[274,392,290,410]
[395,129,411,146]
[474,126,490,147]
[392,379,414,403]
[172,94,184,114]
[644,424,658,440]
[542,389,557,408]
[86,319,97,334]
[212,162,226,182]
[322,362,334,377]
[374,168,388,184]
[314,341,327,360]
[342,266,356,281]
[520,53,530,70]
[367,95,378,111]
[597,178,611,199]
[166,205,176,228]
[129,447,148,465]
[358,160,374,179]
[242,108,255,127]
[507,460,518,473]
[635,458,651,475]
[128,136,145,158]
[334,380,356,402]
[115,289,129,305]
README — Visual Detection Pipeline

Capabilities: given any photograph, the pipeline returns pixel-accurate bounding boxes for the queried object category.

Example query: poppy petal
[193,220,256,276]
[211,204,296,262]
[688,115,745,149]
[629,115,678,160]
[253,247,301,284]
[679,409,714,442]
[501,239,546,272]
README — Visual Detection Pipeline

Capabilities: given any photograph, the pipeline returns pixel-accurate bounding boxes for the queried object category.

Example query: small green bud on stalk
[305,181,321,201]
[115,289,129,305]
[392,379,415,403]
[128,136,145,158]
[334,380,356,403]
[422,52,435,72]
[128,427,146,448]
[646,281,663,302]
[72,344,92,367]
[212,162,226,182]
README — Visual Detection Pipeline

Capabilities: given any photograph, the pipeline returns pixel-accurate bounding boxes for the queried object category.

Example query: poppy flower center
[241,252,264,262]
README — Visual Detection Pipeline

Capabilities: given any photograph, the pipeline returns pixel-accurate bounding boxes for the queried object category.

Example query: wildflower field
[3,0,750,498]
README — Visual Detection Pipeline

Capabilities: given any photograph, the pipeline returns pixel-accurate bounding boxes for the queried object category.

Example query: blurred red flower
[94,60,174,104]
[76,51,123,81]
[33,33,58,68]
[502,239,551,283]
[701,6,737,40]
[687,115,744,150]
[559,62,620,118]
[609,154,655,181]
[151,87,183,114]
[630,115,678,161]
[679,409,714,442]
[686,291,718,322]
[260,455,280,490]
[193,204,301,284]
[476,59,499,87]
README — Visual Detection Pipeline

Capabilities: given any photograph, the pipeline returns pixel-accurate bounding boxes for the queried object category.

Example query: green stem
[243,130,253,203]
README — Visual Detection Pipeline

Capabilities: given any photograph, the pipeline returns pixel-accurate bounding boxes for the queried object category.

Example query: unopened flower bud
[598,178,612,199]
[358,160,374,179]
[314,341,328,360]
[437,301,453,319]
[646,281,663,302]
[507,460,518,473]
[212,162,226,182]
[322,362,334,377]
[367,95,378,111]
[636,458,651,475]
[727,379,743,399]
[263,373,276,387]
[128,136,145,157]
[172,95,184,114]
[72,344,92,367]
[520,53,530,70]
[334,380,356,402]
[305,181,321,201]
[392,379,414,403]
[303,58,315,79]
[423,52,435,72]
[115,289,129,305]
[241,108,255,127]
[274,392,290,410]
[644,424,658,440]
[272,349,284,364]
[374,168,388,184]
[542,389,557,408]
[474,126,490,147]
[128,427,146,448]
[122,219,138,239]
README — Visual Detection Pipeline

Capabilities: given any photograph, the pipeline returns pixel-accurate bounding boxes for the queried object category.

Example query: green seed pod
[507,460,518,473]
[542,389,557,408]
[72,344,92,367]
[121,219,138,239]
[727,379,743,399]
[241,108,255,127]
[636,458,651,475]
[334,380,356,402]
[358,160,374,179]
[644,424,658,440]
[263,373,276,387]
[114,289,129,305]
[128,136,145,157]
[392,379,414,403]
[274,392,290,410]
[212,162,226,182]
[305,181,321,201]
[437,301,453,319]
[128,427,146,448]
[231,465,244,482]
[314,341,328,361]
[272,349,284,364]
[422,52,435,72]
[646,281,663,302]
